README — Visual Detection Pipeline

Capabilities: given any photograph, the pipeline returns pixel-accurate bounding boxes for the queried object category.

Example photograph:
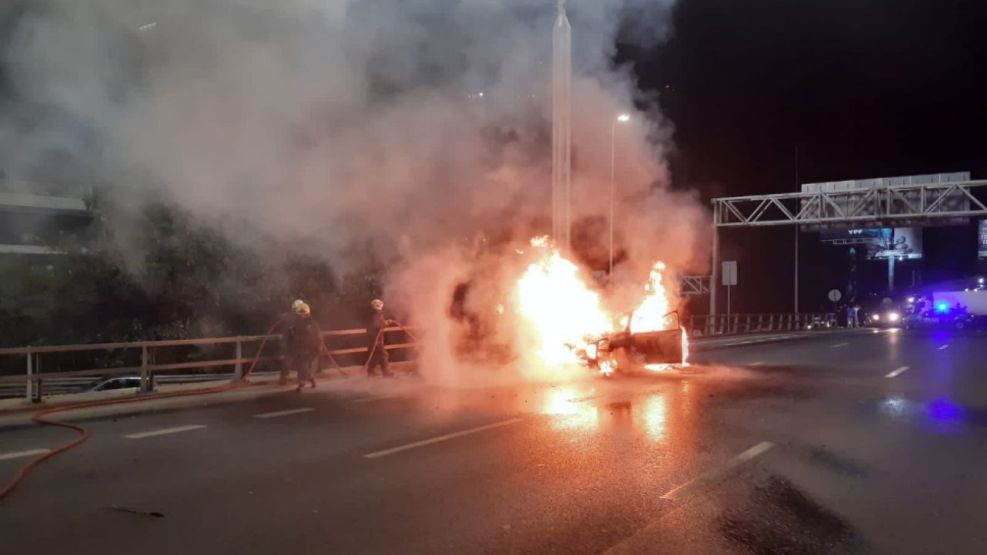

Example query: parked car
[89,376,142,392]
[904,308,978,331]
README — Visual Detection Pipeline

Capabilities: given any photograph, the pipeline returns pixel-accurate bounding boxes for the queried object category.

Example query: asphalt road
[2,328,986,554]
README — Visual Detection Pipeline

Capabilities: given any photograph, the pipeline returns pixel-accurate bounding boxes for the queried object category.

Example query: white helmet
[291,299,311,316]
[370,299,384,311]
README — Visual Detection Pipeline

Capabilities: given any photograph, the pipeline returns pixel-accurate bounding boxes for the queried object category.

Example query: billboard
[980,220,987,260]
[887,227,922,260]
[819,227,922,260]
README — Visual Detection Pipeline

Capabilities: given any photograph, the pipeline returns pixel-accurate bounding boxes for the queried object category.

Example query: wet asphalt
[1,328,986,554]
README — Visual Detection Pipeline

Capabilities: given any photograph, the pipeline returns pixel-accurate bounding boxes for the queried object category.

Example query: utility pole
[552,0,572,252]
[794,145,800,314]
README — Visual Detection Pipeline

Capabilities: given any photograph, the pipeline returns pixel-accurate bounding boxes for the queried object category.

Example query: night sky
[621,0,987,313]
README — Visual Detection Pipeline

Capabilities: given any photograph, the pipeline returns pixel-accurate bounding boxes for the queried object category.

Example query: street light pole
[609,113,630,276]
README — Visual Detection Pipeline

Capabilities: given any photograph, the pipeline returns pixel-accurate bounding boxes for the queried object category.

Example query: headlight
[887,312,901,323]
[871,314,880,322]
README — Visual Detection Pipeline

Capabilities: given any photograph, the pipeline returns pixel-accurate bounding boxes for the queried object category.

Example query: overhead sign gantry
[707,173,987,315]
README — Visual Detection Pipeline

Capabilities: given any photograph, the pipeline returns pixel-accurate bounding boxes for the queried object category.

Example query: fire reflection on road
[641,393,668,442]
[536,379,691,445]
[541,387,600,432]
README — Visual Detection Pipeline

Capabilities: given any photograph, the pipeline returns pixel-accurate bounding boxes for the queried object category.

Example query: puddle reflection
[541,387,600,432]
[641,394,667,442]
[537,383,680,444]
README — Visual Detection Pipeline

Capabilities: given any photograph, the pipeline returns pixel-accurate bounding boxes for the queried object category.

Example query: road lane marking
[124,425,206,439]
[661,441,775,501]
[351,394,402,404]
[749,361,765,366]
[569,394,603,403]
[885,366,910,378]
[0,448,50,461]
[363,418,524,459]
[831,342,849,348]
[938,344,949,351]
[253,408,313,419]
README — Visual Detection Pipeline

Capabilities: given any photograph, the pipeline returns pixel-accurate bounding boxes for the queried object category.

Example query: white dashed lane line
[351,394,403,404]
[124,425,206,440]
[831,342,849,348]
[0,448,50,462]
[885,366,909,378]
[661,442,775,501]
[253,408,314,419]
[363,418,525,459]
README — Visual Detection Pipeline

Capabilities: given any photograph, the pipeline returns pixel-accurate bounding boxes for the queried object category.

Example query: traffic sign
[722,261,737,286]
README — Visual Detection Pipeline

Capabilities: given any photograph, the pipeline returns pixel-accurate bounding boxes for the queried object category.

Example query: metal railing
[687,313,837,337]
[0,326,416,403]
[0,314,837,402]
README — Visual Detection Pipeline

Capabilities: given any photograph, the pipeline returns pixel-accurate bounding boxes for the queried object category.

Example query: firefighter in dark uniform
[366,298,393,377]
[282,299,321,391]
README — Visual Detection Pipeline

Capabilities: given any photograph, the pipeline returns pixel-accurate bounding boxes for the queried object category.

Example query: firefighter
[366,298,393,377]
[282,299,321,391]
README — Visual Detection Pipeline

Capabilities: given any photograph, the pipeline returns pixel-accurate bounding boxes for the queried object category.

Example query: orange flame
[514,238,687,373]
[515,239,613,367]
[630,262,672,333]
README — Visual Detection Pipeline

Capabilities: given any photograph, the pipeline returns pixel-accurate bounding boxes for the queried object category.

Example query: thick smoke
[2,0,710,381]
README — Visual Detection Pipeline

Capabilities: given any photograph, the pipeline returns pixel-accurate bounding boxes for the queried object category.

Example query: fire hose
[0,381,247,501]
[0,316,417,501]
[239,319,372,381]
[361,319,418,375]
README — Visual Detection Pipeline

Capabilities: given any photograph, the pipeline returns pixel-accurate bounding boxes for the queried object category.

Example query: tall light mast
[552,0,572,252]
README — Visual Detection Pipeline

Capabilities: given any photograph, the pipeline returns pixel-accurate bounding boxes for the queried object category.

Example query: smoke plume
[1,0,710,381]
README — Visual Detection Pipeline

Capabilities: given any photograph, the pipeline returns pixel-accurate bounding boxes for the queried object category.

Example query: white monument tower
[552,0,572,251]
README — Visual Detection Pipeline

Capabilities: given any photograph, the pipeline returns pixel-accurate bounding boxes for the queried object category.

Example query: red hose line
[0,381,247,501]
[1,316,418,501]
[240,317,286,380]
[362,319,417,374]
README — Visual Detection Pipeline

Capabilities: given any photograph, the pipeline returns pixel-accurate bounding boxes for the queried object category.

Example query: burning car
[446,235,689,378]
[514,237,689,377]
[577,311,688,376]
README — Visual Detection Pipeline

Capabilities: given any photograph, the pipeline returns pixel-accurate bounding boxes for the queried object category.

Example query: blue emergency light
[935,302,949,313]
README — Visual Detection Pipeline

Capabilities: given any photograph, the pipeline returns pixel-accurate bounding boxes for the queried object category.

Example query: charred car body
[577,311,687,375]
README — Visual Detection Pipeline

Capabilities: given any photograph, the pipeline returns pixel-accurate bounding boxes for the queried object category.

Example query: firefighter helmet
[370,299,384,311]
[292,299,311,316]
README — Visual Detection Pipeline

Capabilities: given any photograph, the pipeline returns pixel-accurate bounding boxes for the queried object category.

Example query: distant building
[0,181,92,256]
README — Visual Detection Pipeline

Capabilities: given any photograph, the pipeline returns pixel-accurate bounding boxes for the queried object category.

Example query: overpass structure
[707,178,987,314]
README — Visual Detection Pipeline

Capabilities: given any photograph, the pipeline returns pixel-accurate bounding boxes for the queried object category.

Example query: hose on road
[0,381,247,501]
[0,315,418,501]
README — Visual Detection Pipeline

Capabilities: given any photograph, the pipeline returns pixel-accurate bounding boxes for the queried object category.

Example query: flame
[630,262,671,333]
[515,242,612,367]
[632,262,690,369]
[514,238,687,373]
[681,327,690,366]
